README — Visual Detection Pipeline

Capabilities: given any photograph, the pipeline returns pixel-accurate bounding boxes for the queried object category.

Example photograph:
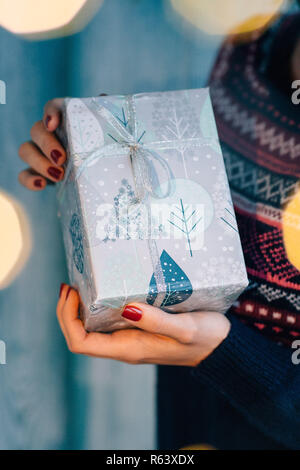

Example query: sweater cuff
[192,313,292,407]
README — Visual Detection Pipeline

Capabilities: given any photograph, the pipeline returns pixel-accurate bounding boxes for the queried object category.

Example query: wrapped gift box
[57,89,248,332]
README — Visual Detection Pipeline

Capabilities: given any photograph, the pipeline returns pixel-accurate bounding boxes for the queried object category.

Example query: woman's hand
[18,99,66,190]
[57,284,231,367]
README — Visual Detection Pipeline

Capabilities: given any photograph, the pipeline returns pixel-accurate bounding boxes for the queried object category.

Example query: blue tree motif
[220,200,238,233]
[112,178,141,240]
[168,198,202,257]
[147,250,193,308]
[115,107,128,127]
[69,213,84,274]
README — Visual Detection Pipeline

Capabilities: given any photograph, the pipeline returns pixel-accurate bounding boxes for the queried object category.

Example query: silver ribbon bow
[60,97,174,206]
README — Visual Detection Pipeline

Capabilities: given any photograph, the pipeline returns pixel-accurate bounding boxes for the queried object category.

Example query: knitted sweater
[192,15,300,449]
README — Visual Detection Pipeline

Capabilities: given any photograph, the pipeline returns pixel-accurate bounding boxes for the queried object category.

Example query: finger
[18,168,47,191]
[121,303,198,344]
[43,98,63,132]
[18,141,64,182]
[30,120,66,166]
[59,286,93,352]
[56,283,110,355]
[59,287,177,362]
[59,289,141,359]
[56,283,71,343]
[60,288,122,356]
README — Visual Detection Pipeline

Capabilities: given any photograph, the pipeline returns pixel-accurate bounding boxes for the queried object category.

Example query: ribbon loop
[60,97,174,205]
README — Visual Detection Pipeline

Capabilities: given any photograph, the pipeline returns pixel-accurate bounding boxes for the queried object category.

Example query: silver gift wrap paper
[57,89,248,332]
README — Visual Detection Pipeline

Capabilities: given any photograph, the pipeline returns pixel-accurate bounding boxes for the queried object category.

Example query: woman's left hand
[57,284,231,367]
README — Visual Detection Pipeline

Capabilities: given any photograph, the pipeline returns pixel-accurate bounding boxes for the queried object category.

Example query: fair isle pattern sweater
[210,17,300,346]
[193,14,300,450]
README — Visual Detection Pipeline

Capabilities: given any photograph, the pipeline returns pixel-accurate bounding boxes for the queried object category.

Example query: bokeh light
[169,0,286,36]
[0,190,31,289]
[0,0,103,39]
[283,189,300,272]
[181,443,216,450]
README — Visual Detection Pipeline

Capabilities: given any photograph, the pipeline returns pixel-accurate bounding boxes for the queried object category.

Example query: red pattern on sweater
[209,18,300,345]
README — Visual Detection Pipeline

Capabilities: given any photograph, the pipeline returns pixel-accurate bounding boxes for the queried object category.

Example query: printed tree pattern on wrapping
[66,98,104,163]
[115,107,128,128]
[152,93,200,178]
[98,178,142,242]
[220,200,238,233]
[147,250,193,308]
[168,199,202,257]
[111,178,146,240]
[101,178,146,242]
[69,213,84,274]
[102,179,167,242]
[113,179,136,240]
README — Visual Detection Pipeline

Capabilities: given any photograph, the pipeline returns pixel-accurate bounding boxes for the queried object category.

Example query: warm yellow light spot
[282,189,300,272]
[0,191,31,289]
[169,0,285,36]
[0,0,103,39]
[181,443,215,450]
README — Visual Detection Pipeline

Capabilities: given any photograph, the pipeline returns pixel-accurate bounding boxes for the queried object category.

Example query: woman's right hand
[18,98,66,191]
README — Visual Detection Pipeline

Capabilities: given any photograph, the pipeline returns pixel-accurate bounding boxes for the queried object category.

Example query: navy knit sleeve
[192,313,300,449]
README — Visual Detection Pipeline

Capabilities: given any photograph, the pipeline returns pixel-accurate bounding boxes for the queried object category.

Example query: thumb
[121,303,196,344]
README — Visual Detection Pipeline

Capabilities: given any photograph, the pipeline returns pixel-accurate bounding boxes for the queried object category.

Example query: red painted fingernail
[50,149,62,164]
[48,166,62,180]
[122,305,142,321]
[45,115,51,128]
[59,283,65,297]
[34,178,43,188]
[66,287,72,300]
